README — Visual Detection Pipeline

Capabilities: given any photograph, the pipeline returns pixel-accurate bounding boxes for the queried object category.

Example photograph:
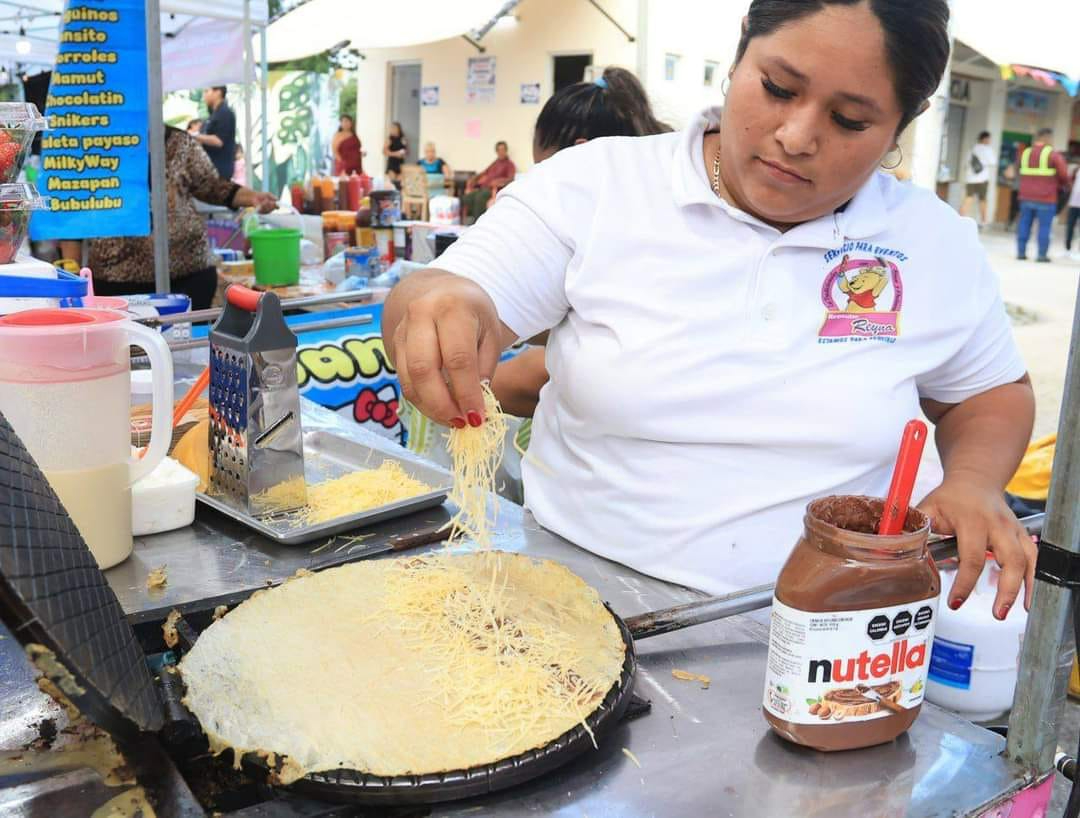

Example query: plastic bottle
[925,559,1028,721]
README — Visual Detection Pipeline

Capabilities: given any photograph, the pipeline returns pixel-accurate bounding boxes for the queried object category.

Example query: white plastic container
[925,560,1028,721]
[132,455,199,536]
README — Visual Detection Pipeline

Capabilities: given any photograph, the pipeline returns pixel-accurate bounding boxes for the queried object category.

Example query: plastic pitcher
[0,308,173,568]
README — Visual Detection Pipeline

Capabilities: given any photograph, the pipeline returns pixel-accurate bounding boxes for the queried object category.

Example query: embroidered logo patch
[819,250,905,344]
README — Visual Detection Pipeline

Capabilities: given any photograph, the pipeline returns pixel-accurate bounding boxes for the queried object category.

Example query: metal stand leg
[1007,279,1080,772]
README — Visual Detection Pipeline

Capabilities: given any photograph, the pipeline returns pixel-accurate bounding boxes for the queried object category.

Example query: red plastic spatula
[878,419,929,536]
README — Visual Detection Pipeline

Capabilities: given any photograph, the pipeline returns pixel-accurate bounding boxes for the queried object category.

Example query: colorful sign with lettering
[30,0,150,240]
[293,306,406,445]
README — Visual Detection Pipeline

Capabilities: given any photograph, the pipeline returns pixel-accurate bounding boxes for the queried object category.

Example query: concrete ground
[980,223,1077,815]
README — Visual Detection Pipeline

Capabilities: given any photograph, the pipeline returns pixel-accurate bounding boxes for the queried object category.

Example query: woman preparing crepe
[383,0,1036,619]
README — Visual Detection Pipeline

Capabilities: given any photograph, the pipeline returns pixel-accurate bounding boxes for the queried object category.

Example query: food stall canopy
[262,0,512,62]
[0,0,270,69]
[952,0,1080,80]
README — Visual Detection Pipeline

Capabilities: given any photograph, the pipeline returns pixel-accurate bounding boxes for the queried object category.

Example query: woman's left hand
[918,474,1036,620]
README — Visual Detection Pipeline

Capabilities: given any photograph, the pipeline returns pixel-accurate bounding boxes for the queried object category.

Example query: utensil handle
[126,321,174,485]
[226,284,262,312]
[878,419,928,536]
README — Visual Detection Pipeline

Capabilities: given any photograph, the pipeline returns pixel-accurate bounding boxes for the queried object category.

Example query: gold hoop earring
[881,146,903,170]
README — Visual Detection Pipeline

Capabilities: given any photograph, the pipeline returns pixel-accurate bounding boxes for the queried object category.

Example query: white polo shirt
[437,107,1026,595]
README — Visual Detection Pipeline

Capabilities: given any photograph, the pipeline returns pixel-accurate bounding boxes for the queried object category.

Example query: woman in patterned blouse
[88,126,276,309]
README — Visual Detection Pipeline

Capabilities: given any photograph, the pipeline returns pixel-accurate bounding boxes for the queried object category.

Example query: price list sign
[31,0,150,240]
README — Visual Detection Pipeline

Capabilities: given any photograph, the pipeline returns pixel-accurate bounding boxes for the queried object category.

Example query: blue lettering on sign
[928,637,974,689]
[31,0,150,240]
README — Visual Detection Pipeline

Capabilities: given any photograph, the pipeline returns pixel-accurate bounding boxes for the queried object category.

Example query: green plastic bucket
[250,228,301,287]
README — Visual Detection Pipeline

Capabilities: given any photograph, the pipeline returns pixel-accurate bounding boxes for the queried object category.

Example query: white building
[350,0,744,175]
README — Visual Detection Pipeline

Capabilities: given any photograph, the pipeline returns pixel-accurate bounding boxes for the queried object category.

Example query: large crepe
[179,551,626,781]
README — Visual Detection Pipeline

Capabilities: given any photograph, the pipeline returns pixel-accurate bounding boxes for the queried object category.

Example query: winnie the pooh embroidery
[818,253,903,343]
[838,259,890,313]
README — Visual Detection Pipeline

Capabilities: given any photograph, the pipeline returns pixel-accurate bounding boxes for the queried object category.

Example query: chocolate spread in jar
[762,495,940,752]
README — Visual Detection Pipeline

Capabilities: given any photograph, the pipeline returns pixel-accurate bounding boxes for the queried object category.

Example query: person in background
[1066,166,1080,261]
[186,118,203,135]
[192,86,237,179]
[461,141,516,224]
[383,122,407,186]
[333,114,364,175]
[231,144,246,186]
[1016,127,1070,262]
[492,67,672,417]
[412,141,447,176]
[88,126,277,310]
[959,130,994,227]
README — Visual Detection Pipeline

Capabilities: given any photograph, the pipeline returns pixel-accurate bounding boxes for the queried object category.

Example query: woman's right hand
[384,270,512,428]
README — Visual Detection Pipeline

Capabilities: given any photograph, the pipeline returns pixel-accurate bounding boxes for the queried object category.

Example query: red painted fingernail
[449,417,466,429]
[998,603,1011,619]
[466,411,483,428]
[949,598,962,610]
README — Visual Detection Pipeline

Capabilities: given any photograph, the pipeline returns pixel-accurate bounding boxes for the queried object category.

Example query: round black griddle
[241,607,638,805]
[0,413,163,739]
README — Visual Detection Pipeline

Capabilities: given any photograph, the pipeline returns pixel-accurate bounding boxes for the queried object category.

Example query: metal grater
[208,285,306,516]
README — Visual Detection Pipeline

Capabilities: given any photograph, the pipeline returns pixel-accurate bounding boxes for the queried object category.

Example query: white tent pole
[146,0,170,292]
[260,25,269,193]
[243,0,253,188]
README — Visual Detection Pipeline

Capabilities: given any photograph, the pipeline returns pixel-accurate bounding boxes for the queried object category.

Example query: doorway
[390,62,421,164]
[552,54,592,93]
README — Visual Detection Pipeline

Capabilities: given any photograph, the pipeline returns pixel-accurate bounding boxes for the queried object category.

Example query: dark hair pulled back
[735,0,950,132]
[534,66,671,153]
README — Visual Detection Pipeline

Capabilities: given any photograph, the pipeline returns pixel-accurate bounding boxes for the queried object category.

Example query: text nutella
[763,496,940,752]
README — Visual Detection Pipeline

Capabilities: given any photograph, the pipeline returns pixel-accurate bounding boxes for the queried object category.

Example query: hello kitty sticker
[818,253,904,344]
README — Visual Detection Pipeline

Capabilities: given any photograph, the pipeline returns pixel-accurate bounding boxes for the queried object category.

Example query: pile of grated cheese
[384,551,620,754]
[253,460,434,527]
[443,383,508,548]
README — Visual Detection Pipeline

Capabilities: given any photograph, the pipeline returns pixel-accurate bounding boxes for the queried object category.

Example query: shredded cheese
[252,461,434,528]
[622,747,642,768]
[444,384,508,548]
[179,552,626,778]
[671,669,711,689]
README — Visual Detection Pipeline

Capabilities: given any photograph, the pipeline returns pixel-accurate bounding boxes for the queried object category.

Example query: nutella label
[764,595,939,725]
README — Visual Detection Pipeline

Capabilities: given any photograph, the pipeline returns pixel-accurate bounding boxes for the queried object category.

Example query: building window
[664,53,680,82]
[704,61,720,86]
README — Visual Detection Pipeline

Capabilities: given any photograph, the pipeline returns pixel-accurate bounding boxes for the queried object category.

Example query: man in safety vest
[1016,127,1070,262]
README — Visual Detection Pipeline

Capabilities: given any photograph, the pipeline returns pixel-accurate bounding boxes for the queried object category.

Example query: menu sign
[30,0,150,240]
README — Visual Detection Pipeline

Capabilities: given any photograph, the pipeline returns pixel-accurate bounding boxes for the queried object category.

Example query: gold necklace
[710,141,724,197]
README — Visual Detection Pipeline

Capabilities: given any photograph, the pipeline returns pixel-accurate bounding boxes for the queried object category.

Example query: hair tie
[594,76,608,89]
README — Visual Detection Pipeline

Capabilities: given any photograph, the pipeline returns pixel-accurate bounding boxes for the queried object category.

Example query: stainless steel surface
[1008,279,1080,775]
[146,0,170,293]
[209,294,306,515]
[140,289,375,327]
[196,429,451,545]
[161,314,375,354]
[0,400,1047,815]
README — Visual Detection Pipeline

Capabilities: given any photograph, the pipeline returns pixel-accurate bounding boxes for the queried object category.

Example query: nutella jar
[763,495,940,752]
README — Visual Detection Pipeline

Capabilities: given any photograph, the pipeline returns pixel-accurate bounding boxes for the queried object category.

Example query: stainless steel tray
[196,430,451,545]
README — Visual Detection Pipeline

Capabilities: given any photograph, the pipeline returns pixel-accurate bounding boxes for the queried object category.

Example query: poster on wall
[31,0,150,240]
[466,56,496,104]
[421,85,440,107]
[520,83,541,104]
